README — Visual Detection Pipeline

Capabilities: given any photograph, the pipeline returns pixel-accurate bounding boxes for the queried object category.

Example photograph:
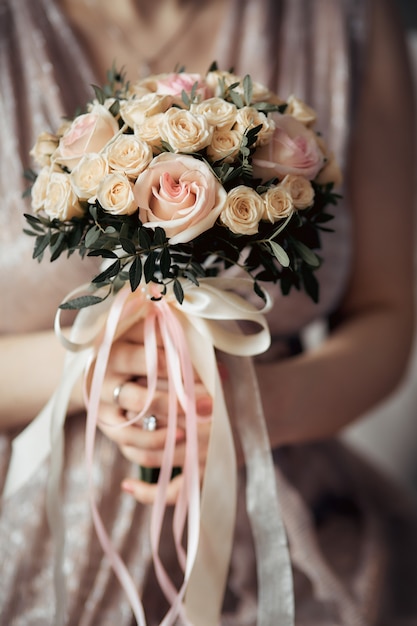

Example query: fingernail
[196,395,212,416]
[121,480,135,494]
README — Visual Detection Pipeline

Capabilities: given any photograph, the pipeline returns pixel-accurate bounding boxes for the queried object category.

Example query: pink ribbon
[85,287,202,625]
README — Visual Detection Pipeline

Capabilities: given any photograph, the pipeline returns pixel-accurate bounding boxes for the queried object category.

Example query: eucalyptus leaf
[243,74,253,106]
[291,239,321,267]
[229,89,244,109]
[270,241,290,267]
[85,226,101,248]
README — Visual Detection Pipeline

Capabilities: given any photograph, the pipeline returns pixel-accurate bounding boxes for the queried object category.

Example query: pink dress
[1,1,417,624]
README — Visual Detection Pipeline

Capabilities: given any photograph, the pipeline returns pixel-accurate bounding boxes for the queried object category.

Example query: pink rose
[154,72,211,100]
[55,104,119,170]
[252,113,325,181]
[134,153,226,244]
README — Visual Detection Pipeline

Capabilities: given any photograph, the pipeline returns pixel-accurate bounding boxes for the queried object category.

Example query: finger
[98,404,171,449]
[121,320,164,347]
[121,473,184,506]
[101,379,170,416]
[109,341,167,378]
[120,435,186,467]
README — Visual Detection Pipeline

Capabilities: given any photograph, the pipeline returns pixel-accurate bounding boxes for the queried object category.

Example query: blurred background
[344,0,417,494]
[396,0,417,29]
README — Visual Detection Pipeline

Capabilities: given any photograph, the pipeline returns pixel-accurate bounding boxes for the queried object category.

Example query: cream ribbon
[2,278,294,626]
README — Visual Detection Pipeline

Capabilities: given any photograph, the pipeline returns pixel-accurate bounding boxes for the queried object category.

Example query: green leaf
[85,225,101,248]
[183,269,199,286]
[138,227,152,250]
[120,237,137,255]
[243,74,253,106]
[229,89,244,109]
[173,279,184,304]
[160,140,175,153]
[59,294,107,310]
[270,241,290,267]
[144,251,156,283]
[92,84,106,105]
[87,249,118,259]
[181,89,190,107]
[109,99,120,117]
[129,256,142,291]
[24,214,44,233]
[50,232,67,262]
[291,239,321,268]
[92,259,121,283]
[33,233,50,259]
[159,247,171,278]
[301,267,319,303]
[23,228,38,237]
[153,227,166,247]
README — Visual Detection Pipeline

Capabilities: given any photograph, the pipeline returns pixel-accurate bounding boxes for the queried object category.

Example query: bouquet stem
[139,466,182,484]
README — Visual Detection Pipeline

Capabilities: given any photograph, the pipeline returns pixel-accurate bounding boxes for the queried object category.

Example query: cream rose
[160,108,213,153]
[70,153,109,201]
[134,114,164,151]
[134,152,226,244]
[43,172,84,220]
[31,166,52,212]
[252,113,325,181]
[206,129,241,163]
[97,172,136,215]
[234,107,275,146]
[30,132,59,167]
[105,134,153,178]
[120,93,171,127]
[262,185,294,222]
[190,97,237,130]
[55,104,119,170]
[280,174,315,209]
[220,186,264,235]
[286,95,317,126]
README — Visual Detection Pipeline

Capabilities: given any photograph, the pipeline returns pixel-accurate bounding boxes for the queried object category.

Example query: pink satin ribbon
[85,287,201,625]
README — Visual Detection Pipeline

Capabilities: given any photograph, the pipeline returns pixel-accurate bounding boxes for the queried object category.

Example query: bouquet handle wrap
[3,278,294,626]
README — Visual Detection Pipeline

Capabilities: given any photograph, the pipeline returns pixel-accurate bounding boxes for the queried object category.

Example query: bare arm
[0,331,84,431]
[257,0,416,447]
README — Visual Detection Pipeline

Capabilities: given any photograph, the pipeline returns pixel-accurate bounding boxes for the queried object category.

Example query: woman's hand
[94,319,213,505]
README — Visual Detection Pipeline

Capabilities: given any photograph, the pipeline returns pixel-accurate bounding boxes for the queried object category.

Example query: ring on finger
[113,381,128,406]
[141,415,158,431]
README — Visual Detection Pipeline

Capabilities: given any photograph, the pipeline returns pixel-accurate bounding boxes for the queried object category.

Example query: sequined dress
[1,1,417,625]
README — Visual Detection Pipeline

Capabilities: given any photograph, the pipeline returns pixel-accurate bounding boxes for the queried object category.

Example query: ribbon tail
[2,350,90,498]
[224,352,295,626]
[183,318,237,626]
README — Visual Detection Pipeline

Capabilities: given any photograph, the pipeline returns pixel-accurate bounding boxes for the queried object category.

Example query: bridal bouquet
[17,65,341,626]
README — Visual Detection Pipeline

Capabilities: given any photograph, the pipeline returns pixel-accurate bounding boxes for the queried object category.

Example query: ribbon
[2,277,294,626]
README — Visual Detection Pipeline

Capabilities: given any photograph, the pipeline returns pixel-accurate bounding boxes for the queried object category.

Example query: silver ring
[142,415,158,431]
[113,382,126,406]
